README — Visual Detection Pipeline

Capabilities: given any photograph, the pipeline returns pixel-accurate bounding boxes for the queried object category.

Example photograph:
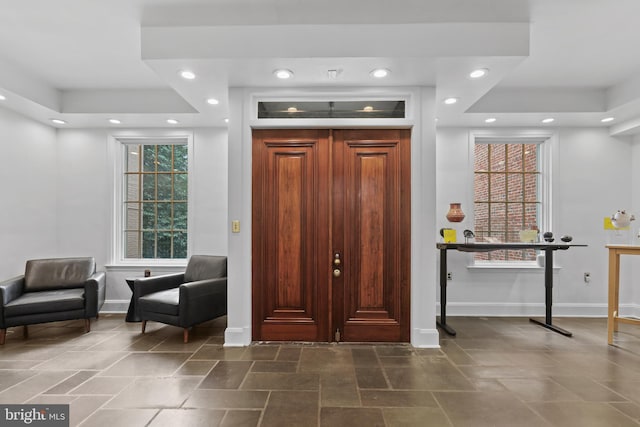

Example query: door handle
[333,252,342,277]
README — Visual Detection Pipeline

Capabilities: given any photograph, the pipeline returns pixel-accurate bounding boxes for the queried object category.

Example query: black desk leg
[529,248,572,337]
[437,248,457,336]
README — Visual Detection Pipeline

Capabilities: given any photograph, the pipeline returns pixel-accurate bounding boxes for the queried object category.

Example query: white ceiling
[1,0,640,134]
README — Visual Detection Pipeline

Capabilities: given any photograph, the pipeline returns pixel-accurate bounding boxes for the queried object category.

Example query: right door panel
[332,129,411,342]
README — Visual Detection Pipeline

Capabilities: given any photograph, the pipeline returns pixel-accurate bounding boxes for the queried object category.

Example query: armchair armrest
[84,271,106,317]
[0,276,24,305]
[134,273,186,298]
[0,276,25,325]
[179,278,227,326]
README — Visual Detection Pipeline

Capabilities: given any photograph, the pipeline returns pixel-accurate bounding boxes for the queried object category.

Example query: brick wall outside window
[474,143,540,261]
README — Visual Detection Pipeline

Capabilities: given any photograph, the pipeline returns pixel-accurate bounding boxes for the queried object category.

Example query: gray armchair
[0,257,105,345]
[134,255,227,343]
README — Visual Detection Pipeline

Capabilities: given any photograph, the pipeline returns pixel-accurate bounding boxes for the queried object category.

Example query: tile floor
[1,315,640,426]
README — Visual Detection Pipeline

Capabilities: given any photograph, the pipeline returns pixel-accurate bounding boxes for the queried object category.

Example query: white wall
[436,127,639,317]
[0,107,58,277]
[0,108,228,320]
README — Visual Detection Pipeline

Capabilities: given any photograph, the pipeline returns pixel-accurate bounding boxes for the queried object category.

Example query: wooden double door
[252,129,410,342]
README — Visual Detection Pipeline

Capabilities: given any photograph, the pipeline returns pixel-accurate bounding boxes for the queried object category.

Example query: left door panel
[252,129,331,341]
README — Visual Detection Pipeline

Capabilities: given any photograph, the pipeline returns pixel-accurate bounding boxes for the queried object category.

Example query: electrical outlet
[447,272,453,281]
[584,272,591,283]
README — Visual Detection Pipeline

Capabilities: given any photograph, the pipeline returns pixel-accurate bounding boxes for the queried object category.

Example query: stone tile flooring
[1,315,640,426]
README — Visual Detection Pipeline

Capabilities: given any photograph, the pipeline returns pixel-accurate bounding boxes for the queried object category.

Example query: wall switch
[232,220,241,233]
[584,272,591,283]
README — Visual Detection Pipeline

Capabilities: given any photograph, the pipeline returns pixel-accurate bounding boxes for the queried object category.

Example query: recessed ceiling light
[0,94,5,101]
[224,118,229,123]
[469,68,489,79]
[485,117,497,123]
[601,117,615,123]
[51,119,66,125]
[206,98,220,105]
[180,70,196,80]
[166,119,179,124]
[370,68,390,78]
[274,69,293,79]
[541,118,555,123]
[444,97,458,105]
[108,119,121,124]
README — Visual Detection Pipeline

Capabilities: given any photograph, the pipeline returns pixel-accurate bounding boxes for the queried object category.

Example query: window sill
[467,262,561,272]
[105,260,187,272]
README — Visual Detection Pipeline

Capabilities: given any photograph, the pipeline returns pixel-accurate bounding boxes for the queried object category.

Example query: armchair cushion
[138,288,180,316]
[4,289,85,317]
[24,257,96,292]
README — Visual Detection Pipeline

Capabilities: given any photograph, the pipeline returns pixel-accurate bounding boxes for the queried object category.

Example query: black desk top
[436,242,587,252]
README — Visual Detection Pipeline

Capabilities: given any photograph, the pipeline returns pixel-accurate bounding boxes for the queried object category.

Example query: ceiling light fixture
[363,106,374,112]
[108,119,121,124]
[206,98,219,105]
[444,97,458,105]
[274,69,293,79]
[51,119,66,125]
[485,117,497,123]
[180,70,196,80]
[541,118,555,123]
[287,107,298,113]
[370,68,390,78]
[224,118,229,123]
[166,119,179,124]
[469,68,489,79]
[601,117,615,123]
[0,94,5,101]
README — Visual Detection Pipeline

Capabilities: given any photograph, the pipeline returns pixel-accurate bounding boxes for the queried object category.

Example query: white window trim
[468,129,556,267]
[108,132,194,267]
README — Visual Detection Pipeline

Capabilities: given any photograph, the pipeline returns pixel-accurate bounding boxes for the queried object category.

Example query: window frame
[469,131,554,267]
[110,134,194,266]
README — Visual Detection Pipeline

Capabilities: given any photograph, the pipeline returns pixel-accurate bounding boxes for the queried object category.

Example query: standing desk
[436,242,587,337]
[606,244,640,345]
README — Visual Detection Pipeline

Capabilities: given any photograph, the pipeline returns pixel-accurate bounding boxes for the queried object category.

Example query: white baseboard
[412,328,440,348]
[436,302,640,317]
[100,300,129,314]
[224,327,251,347]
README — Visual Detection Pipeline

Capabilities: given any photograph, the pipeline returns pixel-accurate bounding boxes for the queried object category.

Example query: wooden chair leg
[183,328,189,343]
[141,320,147,334]
[23,325,29,339]
[84,318,90,333]
[0,329,6,345]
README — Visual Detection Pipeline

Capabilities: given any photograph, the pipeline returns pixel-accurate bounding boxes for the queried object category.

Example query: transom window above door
[257,100,405,119]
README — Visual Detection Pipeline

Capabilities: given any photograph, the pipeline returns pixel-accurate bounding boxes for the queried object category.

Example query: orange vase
[446,203,465,222]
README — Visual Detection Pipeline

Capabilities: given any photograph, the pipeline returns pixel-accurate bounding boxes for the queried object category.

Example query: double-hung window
[113,136,192,263]
[473,135,552,263]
